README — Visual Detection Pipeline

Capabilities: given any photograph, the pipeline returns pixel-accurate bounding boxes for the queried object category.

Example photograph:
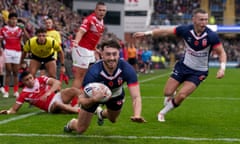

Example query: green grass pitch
[0,68,240,144]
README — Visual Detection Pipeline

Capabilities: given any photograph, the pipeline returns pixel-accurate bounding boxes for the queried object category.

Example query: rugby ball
[83,82,112,102]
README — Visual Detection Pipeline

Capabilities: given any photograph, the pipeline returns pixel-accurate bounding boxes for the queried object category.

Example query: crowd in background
[1,0,240,80]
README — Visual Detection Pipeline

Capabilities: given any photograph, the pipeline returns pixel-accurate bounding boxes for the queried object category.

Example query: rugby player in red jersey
[71,1,106,89]
[0,13,29,98]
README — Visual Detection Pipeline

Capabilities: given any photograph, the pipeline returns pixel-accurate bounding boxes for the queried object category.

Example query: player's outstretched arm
[128,84,146,123]
[133,27,176,39]
[0,103,22,114]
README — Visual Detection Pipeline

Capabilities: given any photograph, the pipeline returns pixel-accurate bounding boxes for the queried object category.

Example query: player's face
[8,17,18,27]
[193,13,208,34]
[45,19,53,29]
[95,5,107,20]
[22,74,35,88]
[102,47,119,70]
[37,32,47,44]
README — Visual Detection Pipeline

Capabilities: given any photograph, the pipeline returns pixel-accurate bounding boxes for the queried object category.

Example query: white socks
[160,99,175,115]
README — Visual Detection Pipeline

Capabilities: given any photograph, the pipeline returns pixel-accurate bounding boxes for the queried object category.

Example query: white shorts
[4,49,22,64]
[48,92,63,113]
[72,46,95,69]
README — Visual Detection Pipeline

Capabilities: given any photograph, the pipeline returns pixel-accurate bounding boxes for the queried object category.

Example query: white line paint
[139,72,170,83]
[0,72,239,142]
[0,111,41,125]
[0,72,170,125]
[0,133,239,142]
[140,96,240,100]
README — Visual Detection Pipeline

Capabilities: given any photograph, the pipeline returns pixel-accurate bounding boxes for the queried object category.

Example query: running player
[133,8,227,122]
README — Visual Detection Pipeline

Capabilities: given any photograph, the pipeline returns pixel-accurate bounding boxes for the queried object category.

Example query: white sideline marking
[141,96,240,100]
[0,133,239,142]
[0,72,170,125]
[0,112,41,125]
[139,72,170,83]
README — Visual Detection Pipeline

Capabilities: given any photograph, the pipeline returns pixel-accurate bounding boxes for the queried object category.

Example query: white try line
[0,73,167,125]
[0,72,170,125]
[0,111,41,125]
[0,133,240,142]
[140,96,240,101]
[139,72,170,83]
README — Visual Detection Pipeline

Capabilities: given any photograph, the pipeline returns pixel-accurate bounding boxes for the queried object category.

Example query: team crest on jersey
[202,39,207,47]
[117,77,123,85]
[108,81,113,87]
[194,40,199,46]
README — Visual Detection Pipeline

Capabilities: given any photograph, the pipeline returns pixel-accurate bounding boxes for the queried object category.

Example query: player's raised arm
[133,26,176,39]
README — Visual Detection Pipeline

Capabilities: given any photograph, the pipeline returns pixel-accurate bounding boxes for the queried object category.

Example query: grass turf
[0,68,240,144]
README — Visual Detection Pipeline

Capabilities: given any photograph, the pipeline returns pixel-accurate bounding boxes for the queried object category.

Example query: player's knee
[164,91,174,97]
[177,92,188,100]
[109,118,117,123]
[48,75,56,79]
[75,126,87,134]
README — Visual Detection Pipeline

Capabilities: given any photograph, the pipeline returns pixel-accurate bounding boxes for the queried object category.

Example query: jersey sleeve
[175,25,188,37]
[80,16,92,32]
[56,32,62,44]
[23,39,31,52]
[208,31,221,48]
[16,92,28,105]
[121,61,138,86]
[38,75,49,84]
[52,39,61,52]
[82,68,99,87]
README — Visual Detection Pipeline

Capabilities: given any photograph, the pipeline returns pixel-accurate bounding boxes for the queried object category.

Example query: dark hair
[8,13,18,19]
[35,27,47,34]
[100,39,121,51]
[19,71,30,81]
[192,8,207,16]
[97,1,105,6]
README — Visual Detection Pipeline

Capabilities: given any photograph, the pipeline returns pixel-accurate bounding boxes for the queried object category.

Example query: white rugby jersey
[175,25,221,71]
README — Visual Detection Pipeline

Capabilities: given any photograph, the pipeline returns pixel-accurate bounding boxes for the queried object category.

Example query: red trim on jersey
[212,42,222,49]
[127,82,139,87]
[173,27,177,35]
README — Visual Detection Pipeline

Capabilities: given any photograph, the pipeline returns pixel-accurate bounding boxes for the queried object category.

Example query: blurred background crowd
[1,0,240,80]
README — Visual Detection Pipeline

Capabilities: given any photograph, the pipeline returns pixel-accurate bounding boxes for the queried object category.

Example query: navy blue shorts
[81,95,124,113]
[171,61,208,86]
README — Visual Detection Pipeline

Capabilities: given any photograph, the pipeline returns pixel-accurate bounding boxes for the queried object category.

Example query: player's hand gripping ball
[84,82,112,102]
